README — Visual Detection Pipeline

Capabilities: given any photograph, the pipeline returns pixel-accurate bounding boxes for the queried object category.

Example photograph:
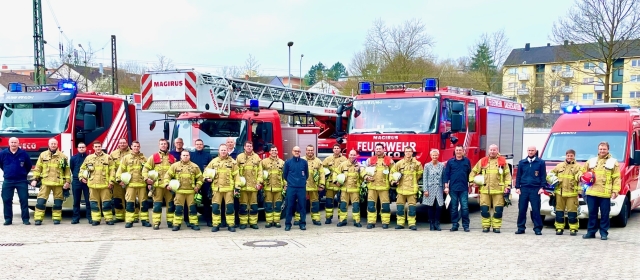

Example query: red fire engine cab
[0,80,138,210]
[335,78,525,217]
[538,103,640,227]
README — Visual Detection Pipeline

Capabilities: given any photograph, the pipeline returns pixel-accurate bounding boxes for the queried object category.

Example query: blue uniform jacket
[443,157,472,192]
[190,149,213,171]
[516,157,547,189]
[0,148,32,183]
[283,156,308,188]
[70,153,88,181]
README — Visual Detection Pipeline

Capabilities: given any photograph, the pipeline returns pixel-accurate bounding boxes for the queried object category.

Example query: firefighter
[206,144,238,232]
[336,149,362,227]
[31,138,71,225]
[362,143,394,229]
[110,138,131,223]
[115,141,151,228]
[294,144,325,226]
[80,141,116,226]
[164,150,203,231]
[236,141,263,229]
[582,141,620,240]
[322,143,347,224]
[261,145,285,228]
[469,144,512,233]
[142,138,177,230]
[547,149,581,236]
[391,146,422,230]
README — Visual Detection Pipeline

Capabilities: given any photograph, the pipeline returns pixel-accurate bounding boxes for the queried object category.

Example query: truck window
[252,122,273,153]
[467,102,476,132]
[76,101,111,145]
[173,119,246,152]
[348,98,438,134]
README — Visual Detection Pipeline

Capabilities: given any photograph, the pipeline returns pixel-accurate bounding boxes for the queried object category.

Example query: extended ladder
[139,69,353,117]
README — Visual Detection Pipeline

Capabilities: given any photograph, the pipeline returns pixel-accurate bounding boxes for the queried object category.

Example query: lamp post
[287,41,294,88]
[299,54,304,89]
[78,44,88,91]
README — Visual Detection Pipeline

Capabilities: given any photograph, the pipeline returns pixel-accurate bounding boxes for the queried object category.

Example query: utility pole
[33,0,46,85]
[287,41,293,88]
[111,35,118,95]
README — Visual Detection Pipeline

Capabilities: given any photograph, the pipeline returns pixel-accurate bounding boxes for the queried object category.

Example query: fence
[524,113,561,128]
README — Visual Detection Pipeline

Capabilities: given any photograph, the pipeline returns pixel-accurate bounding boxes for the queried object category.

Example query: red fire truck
[335,78,525,218]
[538,103,640,227]
[0,80,142,210]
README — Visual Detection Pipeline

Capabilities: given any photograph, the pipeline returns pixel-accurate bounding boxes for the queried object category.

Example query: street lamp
[300,54,304,89]
[287,41,294,88]
[78,44,88,91]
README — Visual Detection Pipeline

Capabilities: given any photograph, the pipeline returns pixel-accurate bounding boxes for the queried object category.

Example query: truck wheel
[611,195,630,228]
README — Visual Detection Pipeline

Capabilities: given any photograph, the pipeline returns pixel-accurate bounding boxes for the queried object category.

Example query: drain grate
[0,243,24,247]
[243,240,288,248]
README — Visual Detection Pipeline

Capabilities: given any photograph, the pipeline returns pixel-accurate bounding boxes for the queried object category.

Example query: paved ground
[1,198,639,280]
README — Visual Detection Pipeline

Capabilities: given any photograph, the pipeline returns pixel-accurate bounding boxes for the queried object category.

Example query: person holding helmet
[190,139,214,228]
[547,149,581,236]
[391,146,422,230]
[294,144,325,226]
[469,144,512,233]
[163,150,203,231]
[80,141,116,226]
[260,145,286,228]
[362,143,395,229]
[206,144,239,232]
[322,143,347,224]
[109,138,131,223]
[515,146,547,235]
[336,149,363,227]
[31,138,71,225]
[236,141,263,229]
[582,141,620,240]
[142,139,177,230]
[115,141,150,228]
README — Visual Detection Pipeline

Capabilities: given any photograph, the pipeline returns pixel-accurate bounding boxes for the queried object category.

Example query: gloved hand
[504,193,512,207]
[234,188,241,198]
[63,189,70,199]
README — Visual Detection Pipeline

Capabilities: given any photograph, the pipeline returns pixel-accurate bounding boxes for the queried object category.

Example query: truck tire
[611,195,630,228]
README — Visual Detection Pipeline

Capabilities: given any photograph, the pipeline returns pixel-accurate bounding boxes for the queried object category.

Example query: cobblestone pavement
[1,199,639,280]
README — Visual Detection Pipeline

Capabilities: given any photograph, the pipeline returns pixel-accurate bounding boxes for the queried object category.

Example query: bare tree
[217,66,243,78]
[467,29,511,93]
[551,0,640,102]
[243,54,261,77]
[349,48,381,79]
[366,18,435,64]
[152,54,175,71]
[47,41,101,91]
[92,61,147,94]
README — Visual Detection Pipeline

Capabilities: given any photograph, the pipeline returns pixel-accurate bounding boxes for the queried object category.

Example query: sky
[0,0,576,78]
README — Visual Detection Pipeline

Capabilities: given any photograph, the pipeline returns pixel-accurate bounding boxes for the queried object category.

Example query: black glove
[63,189,70,199]
[504,193,512,207]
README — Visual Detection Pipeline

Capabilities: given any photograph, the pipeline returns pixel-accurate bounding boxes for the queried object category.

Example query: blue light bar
[563,103,630,114]
[359,81,372,94]
[8,83,22,92]
[249,99,259,109]
[58,80,77,93]
[423,78,438,92]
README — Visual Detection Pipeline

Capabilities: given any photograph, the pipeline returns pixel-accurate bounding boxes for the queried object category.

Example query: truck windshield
[541,131,627,162]
[348,98,438,134]
[174,119,247,152]
[0,102,72,134]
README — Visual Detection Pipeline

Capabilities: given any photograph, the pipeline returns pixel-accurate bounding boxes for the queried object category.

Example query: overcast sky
[0,0,575,77]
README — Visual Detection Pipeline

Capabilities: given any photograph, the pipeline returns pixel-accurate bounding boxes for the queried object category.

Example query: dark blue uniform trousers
[285,187,306,226]
[517,187,544,232]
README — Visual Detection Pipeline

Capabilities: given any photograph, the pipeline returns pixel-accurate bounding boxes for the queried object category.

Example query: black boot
[429,221,435,231]
[434,221,441,231]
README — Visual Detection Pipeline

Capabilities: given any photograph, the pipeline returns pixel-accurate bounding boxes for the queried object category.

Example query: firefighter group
[3,136,619,240]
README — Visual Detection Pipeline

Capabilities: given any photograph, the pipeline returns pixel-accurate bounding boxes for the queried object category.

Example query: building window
[508,68,517,75]
[507,82,517,89]
[597,93,603,100]
[584,62,596,70]
[563,95,570,101]
[551,65,562,72]
[582,77,594,84]
[632,59,640,67]
[564,65,571,71]
[612,84,619,91]
[551,80,561,87]
[631,91,640,98]
[631,75,640,82]
[611,99,622,104]
[582,93,594,100]
[520,83,527,89]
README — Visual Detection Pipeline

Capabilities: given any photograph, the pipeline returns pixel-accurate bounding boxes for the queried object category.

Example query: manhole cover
[0,243,24,247]
[243,240,288,248]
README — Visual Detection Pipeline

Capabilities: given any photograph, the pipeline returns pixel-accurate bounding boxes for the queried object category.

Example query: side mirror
[451,102,464,113]
[633,150,640,165]
[336,137,345,144]
[149,121,156,131]
[264,143,272,153]
[83,114,96,131]
[450,114,463,132]
[84,103,97,114]
[354,110,361,118]
[450,136,458,145]
[163,121,170,141]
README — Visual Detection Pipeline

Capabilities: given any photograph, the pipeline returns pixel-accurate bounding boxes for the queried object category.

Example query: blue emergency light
[359,81,372,94]
[8,83,22,92]
[249,99,259,111]
[423,78,438,92]
[58,80,77,93]
[563,103,630,113]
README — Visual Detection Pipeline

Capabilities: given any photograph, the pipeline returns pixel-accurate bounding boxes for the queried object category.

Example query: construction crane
[33,0,46,85]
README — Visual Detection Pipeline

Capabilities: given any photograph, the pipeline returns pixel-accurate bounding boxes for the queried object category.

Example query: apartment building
[502,42,640,113]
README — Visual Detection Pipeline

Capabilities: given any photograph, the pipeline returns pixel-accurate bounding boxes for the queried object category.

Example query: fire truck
[139,70,353,213]
[0,80,145,211]
[538,103,640,227]
[335,78,525,219]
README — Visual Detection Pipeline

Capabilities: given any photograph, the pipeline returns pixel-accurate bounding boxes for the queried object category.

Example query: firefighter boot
[395,204,405,229]
[249,204,259,229]
[480,206,491,232]
[381,203,391,229]
[408,206,417,230]
[152,202,163,229]
[264,202,273,227]
[568,212,579,236]
[492,206,504,232]
[555,210,565,235]
[325,197,334,224]
[311,201,321,226]
[166,201,175,228]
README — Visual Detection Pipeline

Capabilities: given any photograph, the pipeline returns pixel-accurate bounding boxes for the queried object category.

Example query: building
[0,72,60,93]
[48,63,112,92]
[503,41,640,113]
[280,76,303,89]
[308,80,345,95]
[245,75,285,87]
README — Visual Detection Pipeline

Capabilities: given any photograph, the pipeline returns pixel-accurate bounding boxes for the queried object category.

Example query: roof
[247,76,282,85]
[0,72,60,89]
[504,40,640,66]
[51,63,113,82]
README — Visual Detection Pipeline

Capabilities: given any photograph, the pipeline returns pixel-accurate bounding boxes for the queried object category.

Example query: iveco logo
[21,143,37,150]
